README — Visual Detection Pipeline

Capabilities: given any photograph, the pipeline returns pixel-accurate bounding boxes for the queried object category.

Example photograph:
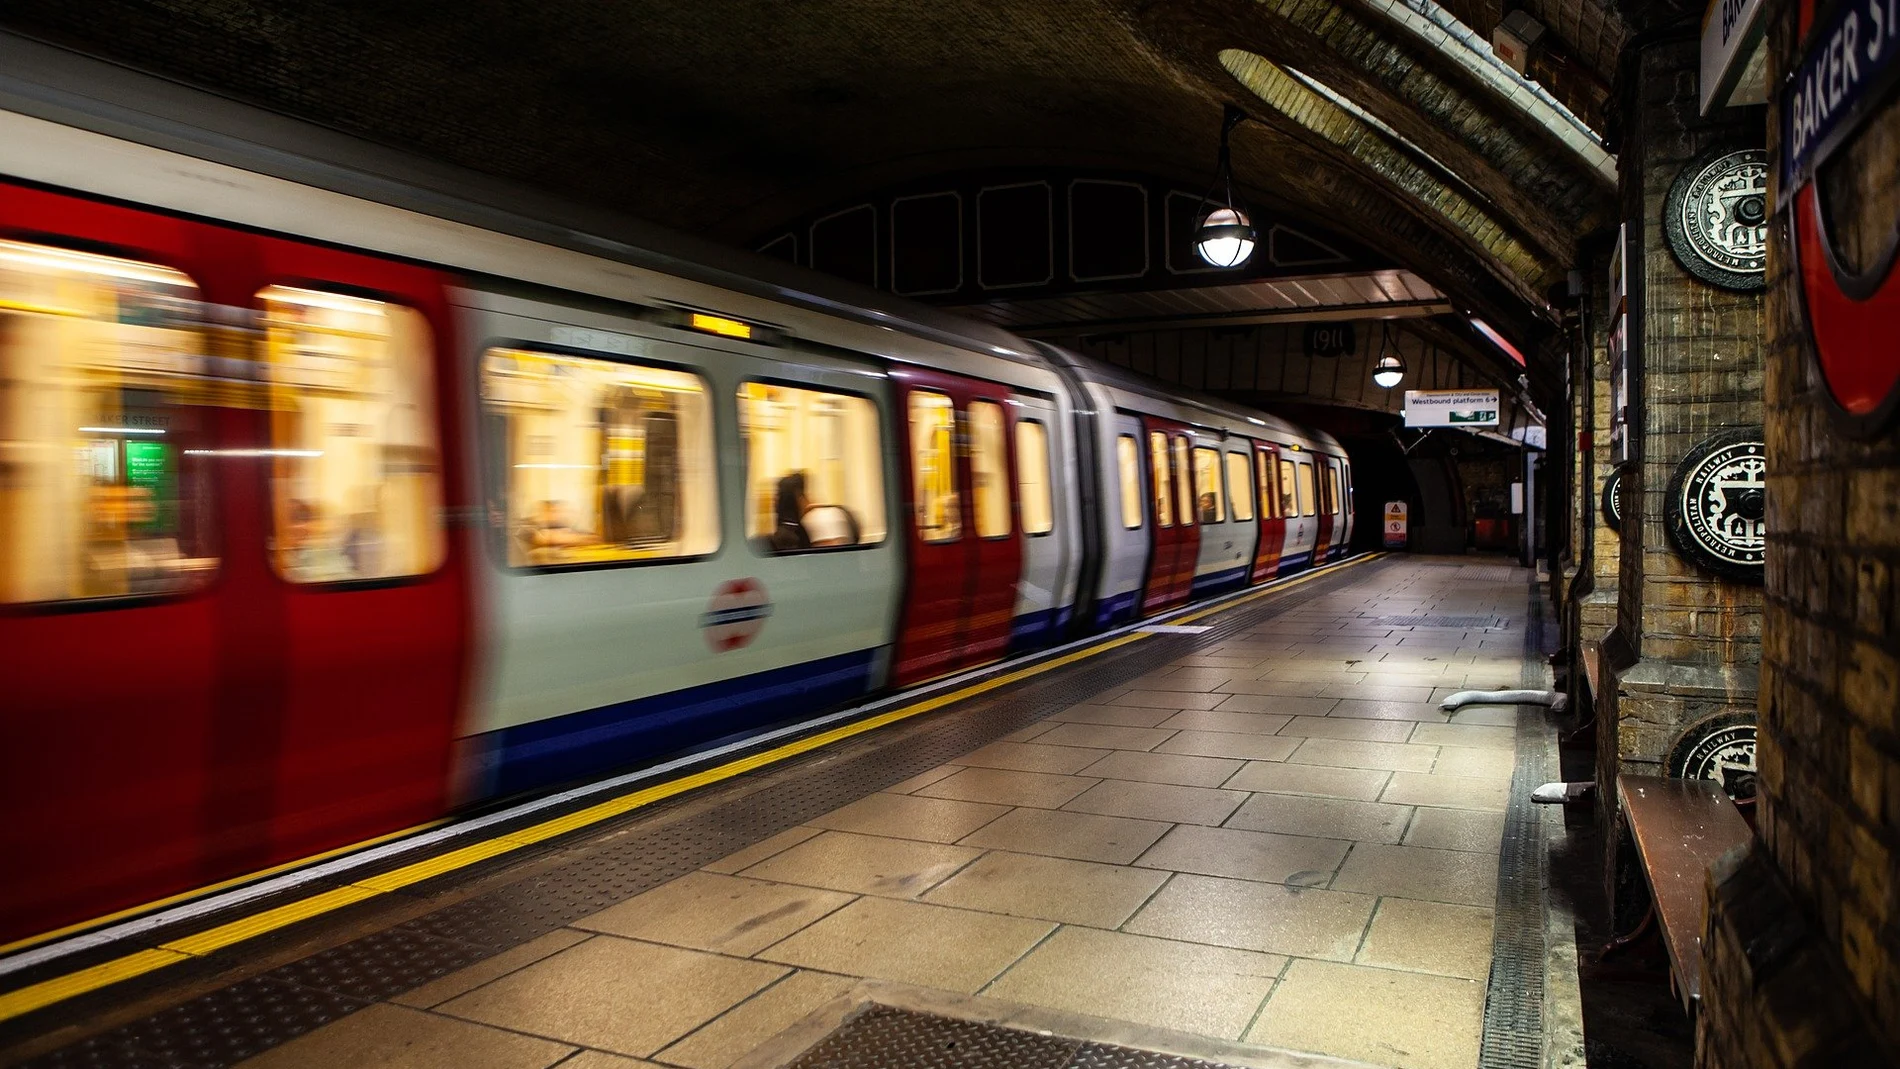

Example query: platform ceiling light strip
[0,554,1379,1021]
[1360,0,1617,181]
[1218,50,1544,286]
[1469,317,1527,366]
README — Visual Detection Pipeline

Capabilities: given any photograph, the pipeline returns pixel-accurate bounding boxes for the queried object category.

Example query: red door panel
[1139,418,1198,615]
[891,369,1022,686]
[1251,443,1288,583]
[962,388,1021,670]
[1313,457,1336,564]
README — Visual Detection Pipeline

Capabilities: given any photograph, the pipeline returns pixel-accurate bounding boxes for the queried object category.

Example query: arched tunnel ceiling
[0,0,1626,387]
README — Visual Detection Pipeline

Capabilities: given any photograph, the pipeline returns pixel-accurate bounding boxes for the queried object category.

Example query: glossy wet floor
[27,557,1545,1069]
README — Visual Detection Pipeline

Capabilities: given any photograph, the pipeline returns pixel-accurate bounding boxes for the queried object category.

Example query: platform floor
[7,556,1555,1069]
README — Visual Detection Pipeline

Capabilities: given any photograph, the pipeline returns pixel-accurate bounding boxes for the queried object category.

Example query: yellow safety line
[0,552,1376,1021]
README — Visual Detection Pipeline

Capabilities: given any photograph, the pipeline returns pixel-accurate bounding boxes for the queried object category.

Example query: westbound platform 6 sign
[1403,389,1500,428]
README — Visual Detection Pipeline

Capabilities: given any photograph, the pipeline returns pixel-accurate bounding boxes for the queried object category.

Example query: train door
[1337,459,1355,552]
[1138,417,1198,615]
[1312,455,1337,563]
[1283,451,1318,570]
[892,368,1021,685]
[1009,396,1064,653]
[1095,411,1149,627]
[1251,441,1288,582]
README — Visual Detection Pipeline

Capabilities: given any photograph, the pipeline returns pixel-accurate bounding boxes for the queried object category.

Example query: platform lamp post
[1371,322,1406,387]
[1194,104,1257,269]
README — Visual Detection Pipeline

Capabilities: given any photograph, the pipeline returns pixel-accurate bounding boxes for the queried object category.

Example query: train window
[909,391,960,542]
[1297,460,1317,516]
[0,241,217,603]
[738,382,886,552]
[482,346,717,567]
[1117,435,1142,529]
[1192,446,1224,524]
[1277,458,1300,518]
[1016,420,1053,536]
[1147,431,1172,527]
[1258,454,1279,520]
[1324,465,1342,515]
[263,287,445,583]
[1227,452,1254,521]
[968,401,1011,539]
[1172,436,1195,526]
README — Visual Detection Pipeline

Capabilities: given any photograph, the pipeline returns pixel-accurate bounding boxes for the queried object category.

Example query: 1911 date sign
[1663,147,1768,291]
[1782,0,1900,434]
[1665,429,1766,583]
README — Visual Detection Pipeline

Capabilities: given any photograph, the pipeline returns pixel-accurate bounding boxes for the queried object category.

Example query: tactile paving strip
[1364,614,1507,629]
[15,559,1391,1068]
[779,1006,1262,1069]
[1475,574,1555,1069]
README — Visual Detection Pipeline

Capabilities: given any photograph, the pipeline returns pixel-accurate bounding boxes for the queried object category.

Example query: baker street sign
[1782,0,1899,197]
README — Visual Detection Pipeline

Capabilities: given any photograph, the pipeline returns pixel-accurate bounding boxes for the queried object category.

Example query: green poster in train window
[123,439,175,534]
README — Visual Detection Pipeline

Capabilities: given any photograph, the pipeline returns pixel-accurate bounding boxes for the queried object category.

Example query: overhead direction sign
[1701,0,1768,115]
[1403,389,1501,428]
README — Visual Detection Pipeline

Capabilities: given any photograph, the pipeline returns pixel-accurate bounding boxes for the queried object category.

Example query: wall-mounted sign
[1303,322,1355,357]
[1403,389,1500,428]
[1664,147,1768,291]
[1665,428,1766,583]
[1383,501,1408,548]
[1601,463,1628,534]
[1668,713,1758,798]
[1783,0,1900,434]
[1700,0,1768,115]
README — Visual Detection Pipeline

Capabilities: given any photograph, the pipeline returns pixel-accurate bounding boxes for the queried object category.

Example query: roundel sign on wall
[1668,713,1758,800]
[1665,429,1766,583]
[1783,0,1900,434]
[1663,147,1768,292]
[1600,463,1629,534]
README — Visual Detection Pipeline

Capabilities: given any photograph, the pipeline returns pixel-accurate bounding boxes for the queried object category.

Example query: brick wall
[1696,0,1900,1064]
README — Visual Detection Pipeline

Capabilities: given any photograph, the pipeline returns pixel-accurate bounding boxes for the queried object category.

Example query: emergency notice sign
[1384,501,1409,549]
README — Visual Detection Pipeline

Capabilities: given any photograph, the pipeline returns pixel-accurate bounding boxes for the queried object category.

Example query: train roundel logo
[701,578,774,652]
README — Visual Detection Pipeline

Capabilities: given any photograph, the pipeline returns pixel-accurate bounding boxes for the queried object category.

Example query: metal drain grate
[780,1006,1264,1069]
[1363,614,1506,629]
[17,559,1391,1068]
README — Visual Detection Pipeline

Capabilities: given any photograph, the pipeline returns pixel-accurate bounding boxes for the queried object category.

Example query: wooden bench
[1615,774,1754,1012]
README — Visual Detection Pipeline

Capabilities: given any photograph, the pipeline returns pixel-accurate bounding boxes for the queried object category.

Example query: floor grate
[779,1006,1274,1069]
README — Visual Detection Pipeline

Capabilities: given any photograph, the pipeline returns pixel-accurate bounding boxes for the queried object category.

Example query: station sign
[1700,0,1768,114]
[1402,389,1500,428]
[1382,501,1408,548]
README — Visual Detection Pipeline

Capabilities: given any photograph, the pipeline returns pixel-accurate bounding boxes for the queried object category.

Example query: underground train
[0,44,1353,945]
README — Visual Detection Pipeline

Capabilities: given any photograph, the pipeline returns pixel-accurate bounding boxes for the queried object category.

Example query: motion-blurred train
[0,39,1353,944]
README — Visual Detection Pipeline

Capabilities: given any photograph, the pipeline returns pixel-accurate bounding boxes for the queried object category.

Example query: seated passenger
[802,503,859,547]
[769,472,812,552]
[1198,492,1219,524]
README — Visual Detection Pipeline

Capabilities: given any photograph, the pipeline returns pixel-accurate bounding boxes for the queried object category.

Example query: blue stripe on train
[1008,608,1058,654]
[1093,589,1141,629]
[472,649,879,798]
[1277,550,1313,571]
[1190,564,1251,597]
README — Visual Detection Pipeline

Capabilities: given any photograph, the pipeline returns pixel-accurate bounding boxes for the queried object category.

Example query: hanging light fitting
[1194,105,1257,268]
[1372,322,1406,388]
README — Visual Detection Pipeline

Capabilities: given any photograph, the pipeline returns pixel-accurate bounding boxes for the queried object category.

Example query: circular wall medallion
[1665,428,1766,582]
[1663,147,1769,291]
[1667,713,1758,799]
[1600,463,1628,534]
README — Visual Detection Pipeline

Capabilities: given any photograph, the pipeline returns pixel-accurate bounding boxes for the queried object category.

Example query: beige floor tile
[913,767,1099,808]
[1076,750,1245,788]
[958,806,1171,864]
[1410,722,1517,749]
[1328,700,1453,723]
[1128,668,1239,691]
[1154,729,1300,762]
[951,741,1110,775]
[1171,655,1267,669]
[1403,807,1506,852]
[1275,716,1415,743]
[440,936,786,1057]
[1103,690,1229,710]
[995,722,1060,744]
[1210,693,1340,716]
[238,1003,573,1069]
[552,1053,662,1069]
[1213,678,1330,698]
[658,971,857,1069]
[1031,722,1179,752]
[1331,843,1499,907]
[882,764,966,794]
[1047,704,1179,727]
[1135,824,1350,884]
[757,897,1052,993]
[1224,793,1413,844]
[1155,708,1296,735]
[1259,668,1367,685]
[1319,683,1435,702]
[807,793,1011,843]
[1356,898,1495,980]
[1247,958,1483,1069]
[1432,745,1516,780]
[574,872,853,956]
[983,927,1285,1040]
[393,929,591,1008]
[1438,706,1521,726]
[1381,772,1510,811]
[703,827,824,875]
[1222,761,1391,801]
[1125,873,1377,960]
[738,831,980,898]
[1062,779,1247,825]
[1288,737,1439,773]
[922,850,1170,927]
